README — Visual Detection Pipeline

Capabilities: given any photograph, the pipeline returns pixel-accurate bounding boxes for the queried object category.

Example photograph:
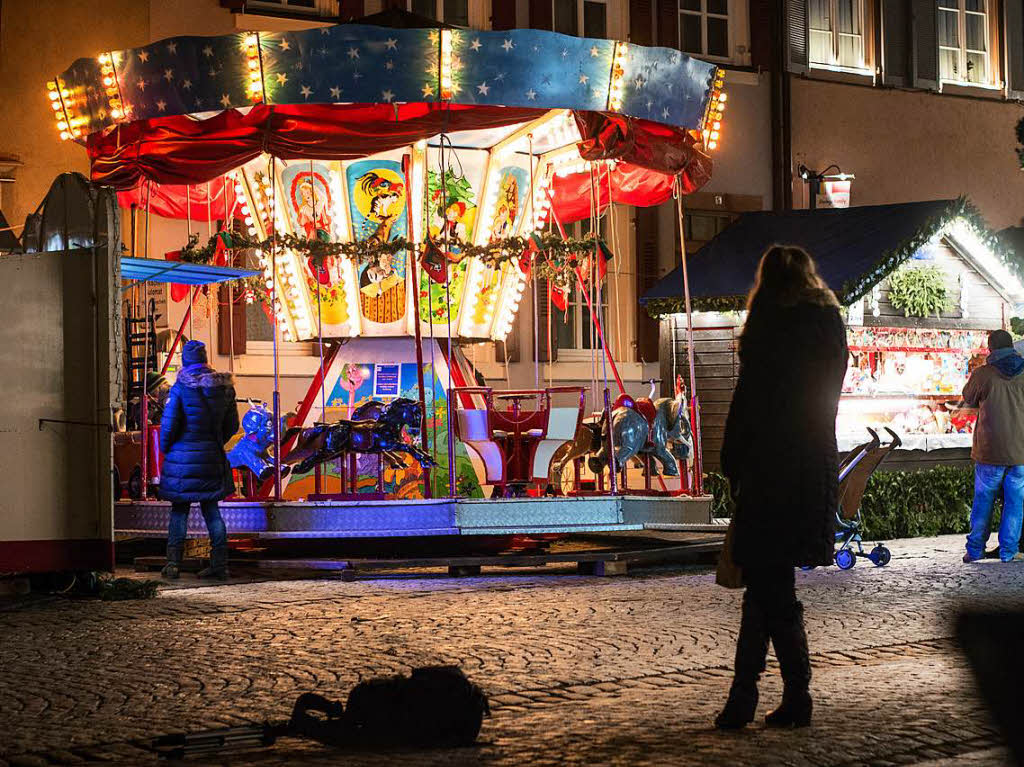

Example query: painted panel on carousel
[459,164,530,338]
[280,161,357,336]
[418,150,486,332]
[346,158,408,335]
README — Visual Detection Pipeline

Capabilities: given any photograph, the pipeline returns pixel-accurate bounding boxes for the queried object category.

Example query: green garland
[645,294,746,318]
[179,229,606,274]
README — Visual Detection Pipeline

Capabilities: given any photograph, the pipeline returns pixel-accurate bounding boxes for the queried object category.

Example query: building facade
[1,0,1021,408]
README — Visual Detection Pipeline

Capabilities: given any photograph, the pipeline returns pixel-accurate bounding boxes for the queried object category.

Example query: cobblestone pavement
[1,534,1020,766]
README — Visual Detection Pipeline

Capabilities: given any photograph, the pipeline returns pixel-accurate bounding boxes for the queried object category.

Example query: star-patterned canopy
[53,23,719,143]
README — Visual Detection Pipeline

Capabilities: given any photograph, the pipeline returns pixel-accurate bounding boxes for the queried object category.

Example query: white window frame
[938,0,994,86]
[808,0,868,73]
[553,284,611,360]
[678,0,732,62]
[245,0,334,16]
[552,219,611,360]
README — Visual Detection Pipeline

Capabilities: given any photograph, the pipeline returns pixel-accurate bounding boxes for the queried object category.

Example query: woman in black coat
[159,340,240,580]
[715,246,848,730]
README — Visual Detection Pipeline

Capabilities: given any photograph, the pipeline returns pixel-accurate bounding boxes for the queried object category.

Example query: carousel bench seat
[451,386,587,492]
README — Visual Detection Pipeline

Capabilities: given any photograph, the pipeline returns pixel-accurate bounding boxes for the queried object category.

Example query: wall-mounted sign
[817,179,852,209]
[373,363,401,398]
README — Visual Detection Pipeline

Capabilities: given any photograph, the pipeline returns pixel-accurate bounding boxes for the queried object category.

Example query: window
[679,0,729,59]
[243,0,322,15]
[938,0,990,84]
[681,211,734,253]
[409,0,470,26]
[808,0,864,70]
[552,218,609,354]
[552,0,609,38]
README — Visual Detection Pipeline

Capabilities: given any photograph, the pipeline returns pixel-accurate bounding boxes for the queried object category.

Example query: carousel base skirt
[115,495,715,539]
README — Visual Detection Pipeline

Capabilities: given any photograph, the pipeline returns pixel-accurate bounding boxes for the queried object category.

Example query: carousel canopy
[642,198,1024,316]
[50,17,723,189]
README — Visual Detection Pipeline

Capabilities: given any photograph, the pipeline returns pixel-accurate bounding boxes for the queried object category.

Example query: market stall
[51,11,724,538]
[642,198,1024,471]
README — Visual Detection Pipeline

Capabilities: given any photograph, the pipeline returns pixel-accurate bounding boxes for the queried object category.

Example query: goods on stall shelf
[837,326,983,450]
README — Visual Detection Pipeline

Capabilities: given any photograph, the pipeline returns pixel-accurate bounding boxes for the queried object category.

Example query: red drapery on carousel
[116,177,236,222]
[91,103,711,221]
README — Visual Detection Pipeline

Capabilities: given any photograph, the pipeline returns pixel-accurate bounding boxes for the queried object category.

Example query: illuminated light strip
[47,79,72,141]
[439,29,453,100]
[945,219,1024,304]
[700,68,726,152]
[244,33,265,103]
[607,42,628,112]
[98,51,127,123]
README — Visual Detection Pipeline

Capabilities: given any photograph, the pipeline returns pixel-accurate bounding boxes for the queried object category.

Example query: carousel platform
[115,495,717,539]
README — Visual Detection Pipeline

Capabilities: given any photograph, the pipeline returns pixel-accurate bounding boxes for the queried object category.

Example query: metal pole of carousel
[271,157,282,501]
[403,152,432,498]
[674,177,703,496]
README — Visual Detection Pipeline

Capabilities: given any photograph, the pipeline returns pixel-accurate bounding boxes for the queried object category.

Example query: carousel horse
[227,401,293,483]
[284,397,436,475]
[549,388,692,490]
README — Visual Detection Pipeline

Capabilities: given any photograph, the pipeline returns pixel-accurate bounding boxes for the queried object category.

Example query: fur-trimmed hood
[175,365,234,389]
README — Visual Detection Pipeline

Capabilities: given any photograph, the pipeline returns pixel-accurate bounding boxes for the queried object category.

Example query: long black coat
[158,365,240,503]
[722,294,848,568]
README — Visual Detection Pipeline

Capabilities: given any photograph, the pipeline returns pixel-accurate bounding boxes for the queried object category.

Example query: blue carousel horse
[227,401,293,483]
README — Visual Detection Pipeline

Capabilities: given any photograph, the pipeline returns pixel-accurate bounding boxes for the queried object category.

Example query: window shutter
[217,284,246,356]
[338,0,364,20]
[635,207,660,365]
[749,0,774,69]
[503,308,521,364]
[911,0,938,89]
[786,0,809,72]
[657,0,679,48]
[881,0,910,85]
[630,0,655,44]
[529,0,553,29]
[534,278,558,362]
[1007,0,1024,97]
[491,0,517,29]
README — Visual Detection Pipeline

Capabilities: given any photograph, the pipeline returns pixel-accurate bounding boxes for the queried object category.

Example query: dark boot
[161,545,182,580]
[715,593,770,730]
[197,546,229,580]
[765,602,813,728]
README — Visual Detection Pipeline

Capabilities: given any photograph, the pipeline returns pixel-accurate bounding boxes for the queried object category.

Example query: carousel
[50,11,723,541]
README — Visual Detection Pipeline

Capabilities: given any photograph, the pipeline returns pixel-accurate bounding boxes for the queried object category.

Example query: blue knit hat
[182,340,207,367]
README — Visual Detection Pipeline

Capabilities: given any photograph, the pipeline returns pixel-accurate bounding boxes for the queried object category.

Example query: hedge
[706,464,998,541]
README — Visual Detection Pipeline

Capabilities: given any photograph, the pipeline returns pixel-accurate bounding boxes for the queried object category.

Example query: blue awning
[121,257,257,285]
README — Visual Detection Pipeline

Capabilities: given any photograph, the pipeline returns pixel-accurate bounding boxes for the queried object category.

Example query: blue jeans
[966,463,1024,562]
[168,500,227,550]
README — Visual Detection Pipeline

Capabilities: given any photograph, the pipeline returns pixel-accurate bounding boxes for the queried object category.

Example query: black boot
[197,545,229,580]
[715,592,769,730]
[161,545,182,580]
[765,602,813,728]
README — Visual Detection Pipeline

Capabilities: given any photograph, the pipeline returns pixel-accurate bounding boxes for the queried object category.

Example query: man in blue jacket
[159,341,240,579]
[962,330,1024,564]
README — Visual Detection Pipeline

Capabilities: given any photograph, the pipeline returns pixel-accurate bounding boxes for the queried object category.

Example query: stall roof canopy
[121,257,257,285]
[642,198,1024,316]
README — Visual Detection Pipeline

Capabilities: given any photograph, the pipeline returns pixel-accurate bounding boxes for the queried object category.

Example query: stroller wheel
[869,545,891,567]
[834,549,856,570]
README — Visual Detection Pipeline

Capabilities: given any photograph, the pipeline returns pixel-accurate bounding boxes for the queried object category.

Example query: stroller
[826,427,901,570]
